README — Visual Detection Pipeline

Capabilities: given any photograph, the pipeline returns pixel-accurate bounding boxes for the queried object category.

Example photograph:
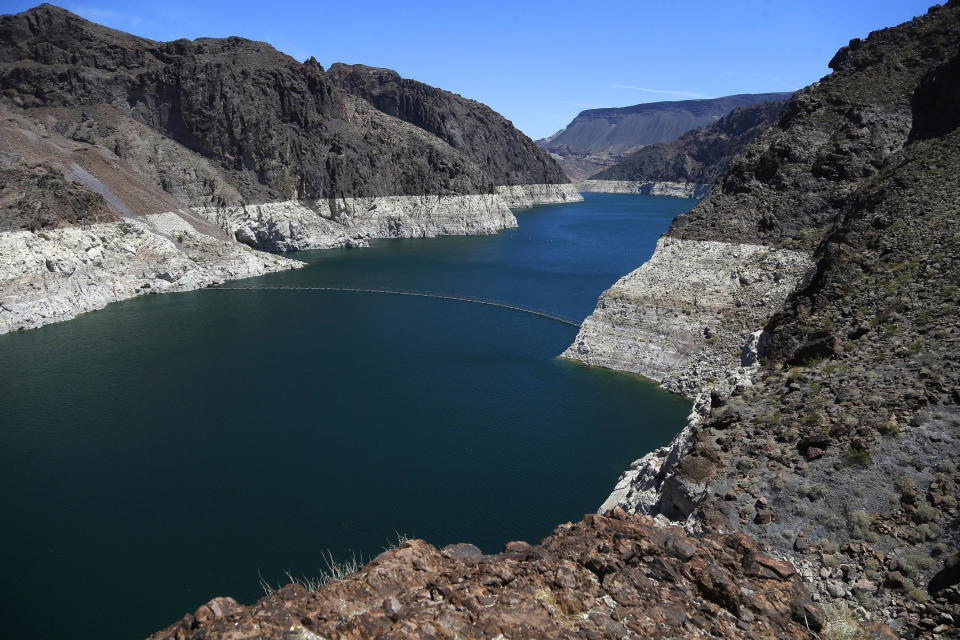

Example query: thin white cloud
[610,84,709,98]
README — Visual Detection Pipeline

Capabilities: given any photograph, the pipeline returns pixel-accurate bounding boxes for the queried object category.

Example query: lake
[0,193,694,638]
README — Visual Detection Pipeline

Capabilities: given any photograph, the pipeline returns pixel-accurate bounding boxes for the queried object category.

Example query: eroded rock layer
[193,194,517,253]
[575,180,711,199]
[563,236,813,397]
[495,183,583,208]
[0,214,301,334]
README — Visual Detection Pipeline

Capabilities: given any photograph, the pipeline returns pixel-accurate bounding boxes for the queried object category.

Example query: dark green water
[0,193,693,639]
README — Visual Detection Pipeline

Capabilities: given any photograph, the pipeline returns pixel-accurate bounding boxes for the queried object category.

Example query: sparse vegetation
[820,602,870,640]
[842,446,871,467]
[259,549,363,595]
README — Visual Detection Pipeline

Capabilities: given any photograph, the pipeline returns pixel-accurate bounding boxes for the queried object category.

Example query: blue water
[0,193,694,639]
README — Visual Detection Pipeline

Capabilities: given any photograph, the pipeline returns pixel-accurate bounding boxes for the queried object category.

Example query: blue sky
[2,0,937,139]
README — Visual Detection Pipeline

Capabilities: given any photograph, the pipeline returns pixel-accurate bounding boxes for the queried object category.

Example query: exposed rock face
[576,180,711,199]
[0,213,301,334]
[0,96,302,335]
[0,4,575,332]
[0,6,490,202]
[670,5,960,249]
[589,99,790,187]
[193,193,517,252]
[568,2,960,636]
[326,63,569,188]
[567,1,959,406]
[151,510,836,640]
[494,183,583,208]
[563,236,814,397]
[537,93,792,181]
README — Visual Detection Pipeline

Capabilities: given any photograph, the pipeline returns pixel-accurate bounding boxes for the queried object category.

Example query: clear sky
[2,0,938,139]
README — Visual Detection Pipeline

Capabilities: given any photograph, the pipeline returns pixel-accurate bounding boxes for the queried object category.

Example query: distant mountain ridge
[537,92,793,180]
[589,98,790,184]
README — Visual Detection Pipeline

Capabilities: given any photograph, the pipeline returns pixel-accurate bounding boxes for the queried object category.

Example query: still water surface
[0,194,693,638]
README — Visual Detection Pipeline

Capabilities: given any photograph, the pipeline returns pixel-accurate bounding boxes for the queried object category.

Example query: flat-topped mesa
[580,98,791,199]
[537,92,793,181]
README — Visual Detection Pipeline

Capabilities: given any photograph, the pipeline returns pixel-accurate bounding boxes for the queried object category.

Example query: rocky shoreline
[0,213,301,335]
[193,192,518,253]
[0,185,582,334]
[562,236,814,398]
[562,3,960,637]
[495,183,584,208]
[576,180,711,199]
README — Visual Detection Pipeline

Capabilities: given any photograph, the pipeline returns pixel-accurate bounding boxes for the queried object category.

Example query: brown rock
[150,512,822,640]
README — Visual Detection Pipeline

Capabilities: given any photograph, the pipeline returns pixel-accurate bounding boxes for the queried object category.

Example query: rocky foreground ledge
[152,510,886,640]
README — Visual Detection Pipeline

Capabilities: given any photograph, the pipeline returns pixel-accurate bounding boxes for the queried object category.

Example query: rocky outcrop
[669,5,960,250]
[576,180,711,199]
[0,213,300,334]
[0,98,302,334]
[0,5,576,228]
[0,6,499,203]
[568,0,959,419]
[589,99,790,187]
[0,4,577,331]
[568,3,960,636]
[537,93,792,181]
[151,509,840,640]
[194,193,517,252]
[494,183,583,208]
[326,63,569,190]
[563,236,813,398]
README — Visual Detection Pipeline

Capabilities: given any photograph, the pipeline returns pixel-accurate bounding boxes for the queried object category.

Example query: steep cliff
[566,1,960,395]
[326,63,571,187]
[0,4,575,333]
[568,3,960,635]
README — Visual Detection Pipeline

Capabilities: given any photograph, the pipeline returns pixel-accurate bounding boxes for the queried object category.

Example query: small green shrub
[895,475,916,493]
[820,602,870,640]
[906,587,928,602]
[914,505,938,523]
[906,553,935,571]
[843,447,871,467]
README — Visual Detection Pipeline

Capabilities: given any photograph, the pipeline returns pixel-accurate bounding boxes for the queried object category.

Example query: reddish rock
[150,512,829,639]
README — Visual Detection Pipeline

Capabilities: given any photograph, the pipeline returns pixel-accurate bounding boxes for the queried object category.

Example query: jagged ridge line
[213,286,582,328]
